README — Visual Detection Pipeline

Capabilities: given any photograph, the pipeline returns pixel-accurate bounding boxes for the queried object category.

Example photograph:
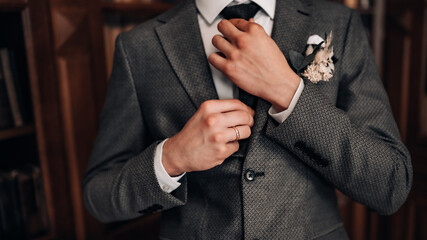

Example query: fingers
[217,19,243,42]
[211,125,251,144]
[200,100,254,150]
[220,110,254,127]
[212,34,235,56]
[226,141,239,155]
[227,125,251,142]
[199,99,254,116]
[208,52,227,73]
[228,19,251,32]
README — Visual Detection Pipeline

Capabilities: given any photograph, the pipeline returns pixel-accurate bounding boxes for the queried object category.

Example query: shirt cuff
[154,139,185,193]
[268,78,304,123]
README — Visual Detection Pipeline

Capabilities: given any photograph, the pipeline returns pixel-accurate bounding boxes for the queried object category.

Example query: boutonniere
[289,32,335,84]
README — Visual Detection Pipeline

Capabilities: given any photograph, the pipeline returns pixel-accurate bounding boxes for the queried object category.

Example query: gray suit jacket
[83,0,413,239]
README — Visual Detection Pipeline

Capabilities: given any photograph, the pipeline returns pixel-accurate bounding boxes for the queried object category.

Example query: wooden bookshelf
[35,0,181,239]
[0,0,75,239]
[0,3,50,240]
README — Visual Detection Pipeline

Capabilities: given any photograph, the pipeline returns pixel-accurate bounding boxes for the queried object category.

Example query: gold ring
[232,126,240,141]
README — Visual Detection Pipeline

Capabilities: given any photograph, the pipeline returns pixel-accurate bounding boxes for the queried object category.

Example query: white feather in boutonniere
[289,31,335,84]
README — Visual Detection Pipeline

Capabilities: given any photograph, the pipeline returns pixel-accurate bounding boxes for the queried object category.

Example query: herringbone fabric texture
[83,0,412,239]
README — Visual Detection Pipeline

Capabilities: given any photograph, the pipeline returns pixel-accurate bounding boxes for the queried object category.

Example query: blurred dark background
[0,0,426,239]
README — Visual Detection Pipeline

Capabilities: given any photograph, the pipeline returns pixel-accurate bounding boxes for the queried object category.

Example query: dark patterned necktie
[220,2,261,21]
[220,2,261,109]
[220,2,261,157]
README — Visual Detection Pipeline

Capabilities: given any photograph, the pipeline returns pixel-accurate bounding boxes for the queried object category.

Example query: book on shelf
[0,165,49,239]
[15,165,50,237]
[0,48,31,129]
[8,50,31,126]
[0,170,25,240]
[0,64,14,130]
[0,48,23,128]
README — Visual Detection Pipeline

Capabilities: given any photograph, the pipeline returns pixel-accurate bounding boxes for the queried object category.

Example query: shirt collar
[195,0,276,24]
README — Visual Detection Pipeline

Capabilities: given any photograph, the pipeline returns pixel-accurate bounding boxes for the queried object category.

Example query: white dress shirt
[154,0,305,193]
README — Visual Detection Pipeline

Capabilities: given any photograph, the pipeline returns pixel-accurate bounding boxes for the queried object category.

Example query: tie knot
[220,2,261,20]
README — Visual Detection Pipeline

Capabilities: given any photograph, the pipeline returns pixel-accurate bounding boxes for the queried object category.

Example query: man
[83,0,413,239]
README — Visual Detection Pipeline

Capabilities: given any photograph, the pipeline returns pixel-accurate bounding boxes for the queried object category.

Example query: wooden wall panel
[413,203,427,239]
[49,2,107,239]
[386,0,427,239]
[24,0,77,239]
[57,55,97,240]
[384,7,412,140]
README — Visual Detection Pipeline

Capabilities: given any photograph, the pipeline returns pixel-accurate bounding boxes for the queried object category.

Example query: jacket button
[244,169,256,181]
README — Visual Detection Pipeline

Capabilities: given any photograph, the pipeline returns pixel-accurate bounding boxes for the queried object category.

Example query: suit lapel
[155,0,218,110]
[248,0,313,146]
[272,0,313,58]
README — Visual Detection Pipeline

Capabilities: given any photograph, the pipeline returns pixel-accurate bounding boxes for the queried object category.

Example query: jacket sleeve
[264,10,412,215]
[82,34,186,223]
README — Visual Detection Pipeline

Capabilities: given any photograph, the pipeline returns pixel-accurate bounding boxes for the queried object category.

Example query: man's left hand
[208,19,300,112]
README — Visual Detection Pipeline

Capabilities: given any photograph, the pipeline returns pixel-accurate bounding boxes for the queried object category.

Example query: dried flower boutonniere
[289,32,335,84]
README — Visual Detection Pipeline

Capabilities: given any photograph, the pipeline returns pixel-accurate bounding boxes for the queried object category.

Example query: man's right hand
[162,99,254,176]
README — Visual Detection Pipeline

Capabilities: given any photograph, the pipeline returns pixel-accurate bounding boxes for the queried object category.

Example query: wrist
[269,72,300,112]
[162,138,185,177]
